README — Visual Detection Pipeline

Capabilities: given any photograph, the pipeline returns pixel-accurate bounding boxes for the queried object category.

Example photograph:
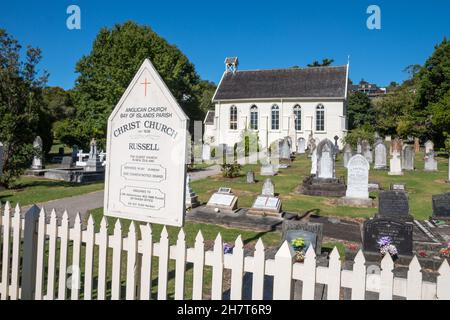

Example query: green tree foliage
[347,91,375,129]
[417,38,450,108]
[57,21,206,149]
[43,87,74,121]
[307,58,334,67]
[195,80,216,114]
[428,89,450,144]
[342,126,375,148]
[0,29,48,187]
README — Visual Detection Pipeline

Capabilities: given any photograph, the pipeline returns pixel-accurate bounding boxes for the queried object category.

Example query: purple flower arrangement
[223,243,233,254]
[377,236,398,258]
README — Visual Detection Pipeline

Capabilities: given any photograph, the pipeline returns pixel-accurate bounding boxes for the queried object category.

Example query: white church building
[203,57,349,151]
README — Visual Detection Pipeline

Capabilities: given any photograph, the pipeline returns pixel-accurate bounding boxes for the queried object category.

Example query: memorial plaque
[281,221,323,255]
[208,193,235,207]
[218,187,232,194]
[363,217,413,256]
[252,196,280,210]
[432,193,450,219]
[104,59,188,226]
[378,190,410,218]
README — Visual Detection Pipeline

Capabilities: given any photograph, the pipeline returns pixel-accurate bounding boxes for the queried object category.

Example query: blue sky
[1,0,449,89]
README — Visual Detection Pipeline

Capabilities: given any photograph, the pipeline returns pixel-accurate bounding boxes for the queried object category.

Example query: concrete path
[23,164,221,224]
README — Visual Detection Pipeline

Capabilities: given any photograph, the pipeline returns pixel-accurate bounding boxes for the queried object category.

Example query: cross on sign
[140,78,150,96]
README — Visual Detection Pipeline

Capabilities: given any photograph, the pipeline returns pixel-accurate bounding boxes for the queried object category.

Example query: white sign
[104,59,188,226]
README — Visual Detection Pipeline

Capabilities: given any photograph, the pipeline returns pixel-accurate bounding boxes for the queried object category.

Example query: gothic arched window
[250,105,258,130]
[293,105,302,131]
[271,105,280,130]
[230,105,237,130]
[316,104,325,131]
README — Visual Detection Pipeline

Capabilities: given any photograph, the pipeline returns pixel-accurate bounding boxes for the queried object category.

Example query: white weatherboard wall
[104,59,188,227]
[213,99,346,150]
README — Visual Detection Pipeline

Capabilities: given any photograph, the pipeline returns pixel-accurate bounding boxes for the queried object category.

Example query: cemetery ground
[192,151,450,221]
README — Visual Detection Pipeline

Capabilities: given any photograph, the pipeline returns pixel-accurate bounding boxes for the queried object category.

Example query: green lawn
[191,151,450,220]
[0,177,104,207]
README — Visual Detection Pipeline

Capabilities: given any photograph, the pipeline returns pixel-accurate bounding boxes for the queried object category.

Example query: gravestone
[280,138,291,162]
[31,136,44,170]
[377,190,412,220]
[246,171,256,183]
[388,138,403,176]
[432,193,450,220]
[362,140,373,164]
[356,138,362,154]
[316,139,335,179]
[374,141,387,170]
[249,179,282,217]
[297,138,306,154]
[71,145,78,161]
[368,182,380,192]
[363,217,413,256]
[424,151,438,171]
[343,144,352,168]
[58,147,65,156]
[385,135,392,142]
[262,178,275,197]
[345,154,369,200]
[85,138,104,172]
[390,183,406,191]
[425,140,434,154]
[0,142,3,177]
[206,187,238,213]
[185,175,200,209]
[307,135,315,158]
[310,144,317,175]
[202,144,211,161]
[281,220,323,255]
[60,156,74,169]
[402,145,414,171]
[260,162,276,176]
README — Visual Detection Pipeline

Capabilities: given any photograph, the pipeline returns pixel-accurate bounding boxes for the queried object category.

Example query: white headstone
[104,59,188,227]
[310,148,317,175]
[31,136,43,170]
[317,139,334,179]
[424,151,438,171]
[262,178,275,197]
[425,140,434,154]
[297,138,306,154]
[202,144,211,161]
[374,142,387,169]
[362,140,373,164]
[343,144,352,168]
[389,150,403,175]
[346,154,369,199]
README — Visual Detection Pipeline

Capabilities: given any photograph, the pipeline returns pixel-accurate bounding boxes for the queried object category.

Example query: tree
[195,80,216,114]
[347,91,375,129]
[307,58,334,67]
[0,29,48,188]
[60,21,206,149]
[428,89,450,146]
[417,38,450,108]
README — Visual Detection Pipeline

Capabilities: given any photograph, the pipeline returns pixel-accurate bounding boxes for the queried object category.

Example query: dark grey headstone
[281,221,323,255]
[432,193,450,219]
[378,190,410,218]
[363,217,413,256]
[58,147,65,156]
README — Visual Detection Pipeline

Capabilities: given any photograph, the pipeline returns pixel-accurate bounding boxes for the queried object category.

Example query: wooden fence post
[21,205,41,300]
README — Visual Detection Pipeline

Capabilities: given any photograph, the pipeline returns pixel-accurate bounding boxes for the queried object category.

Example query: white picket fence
[0,202,450,300]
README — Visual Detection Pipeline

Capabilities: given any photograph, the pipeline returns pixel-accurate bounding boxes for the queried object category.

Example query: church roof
[213,65,348,101]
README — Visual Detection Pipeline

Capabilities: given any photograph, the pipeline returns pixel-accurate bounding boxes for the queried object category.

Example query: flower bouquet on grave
[223,243,233,254]
[377,236,398,260]
[439,243,450,260]
[291,237,306,262]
